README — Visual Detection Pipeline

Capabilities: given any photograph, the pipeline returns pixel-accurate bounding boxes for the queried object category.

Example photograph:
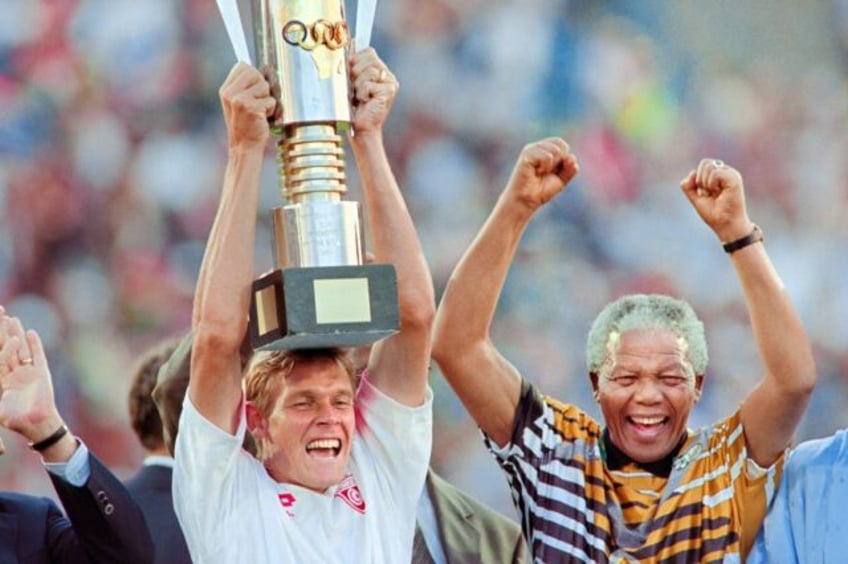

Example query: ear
[694,374,705,401]
[589,373,601,401]
[245,401,268,440]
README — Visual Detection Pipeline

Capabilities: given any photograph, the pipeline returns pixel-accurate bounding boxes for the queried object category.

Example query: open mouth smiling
[306,438,342,457]
[627,415,669,427]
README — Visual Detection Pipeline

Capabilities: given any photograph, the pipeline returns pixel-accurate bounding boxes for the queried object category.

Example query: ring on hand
[377,69,387,83]
[19,357,33,366]
[713,159,725,168]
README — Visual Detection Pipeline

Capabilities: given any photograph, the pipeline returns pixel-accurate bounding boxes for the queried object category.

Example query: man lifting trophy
[174,2,435,559]
[248,0,398,349]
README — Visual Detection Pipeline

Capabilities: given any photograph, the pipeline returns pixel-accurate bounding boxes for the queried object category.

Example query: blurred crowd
[1,0,847,515]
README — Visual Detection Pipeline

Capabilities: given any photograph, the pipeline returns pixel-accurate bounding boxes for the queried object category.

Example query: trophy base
[249,264,399,350]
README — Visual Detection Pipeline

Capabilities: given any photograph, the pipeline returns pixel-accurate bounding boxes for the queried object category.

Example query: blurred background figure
[126,337,191,564]
[1,1,847,518]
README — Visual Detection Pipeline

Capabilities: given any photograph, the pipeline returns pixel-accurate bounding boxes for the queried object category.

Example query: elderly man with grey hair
[432,139,817,563]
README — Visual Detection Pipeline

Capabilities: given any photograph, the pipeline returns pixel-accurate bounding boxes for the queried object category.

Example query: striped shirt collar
[601,428,688,478]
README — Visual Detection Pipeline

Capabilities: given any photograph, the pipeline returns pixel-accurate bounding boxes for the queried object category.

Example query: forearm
[432,196,531,443]
[190,146,264,426]
[350,131,434,404]
[350,131,434,323]
[434,195,532,361]
[193,147,264,340]
[732,243,816,394]
[734,241,816,464]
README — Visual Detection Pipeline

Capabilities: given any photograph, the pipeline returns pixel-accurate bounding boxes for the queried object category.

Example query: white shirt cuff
[44,439,91,487]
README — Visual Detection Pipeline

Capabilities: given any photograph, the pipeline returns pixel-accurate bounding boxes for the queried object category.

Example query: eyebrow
[287,388,354,400]
[612,361,687,375]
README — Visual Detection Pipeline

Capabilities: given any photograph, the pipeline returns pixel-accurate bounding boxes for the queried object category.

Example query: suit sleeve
[47,452,154,564]
[512,530,531,564]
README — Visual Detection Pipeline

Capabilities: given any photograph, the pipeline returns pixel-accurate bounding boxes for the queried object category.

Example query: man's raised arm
[189,63,277,434]
[432,138,579,446]
[680,158,816,466]
[348,48,435,407]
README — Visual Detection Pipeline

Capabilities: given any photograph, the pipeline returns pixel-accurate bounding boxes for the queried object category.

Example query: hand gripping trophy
[246,0,398,350]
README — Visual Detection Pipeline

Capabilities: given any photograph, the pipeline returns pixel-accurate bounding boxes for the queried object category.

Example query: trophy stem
[277,124,346,204]
[272,124,362,270]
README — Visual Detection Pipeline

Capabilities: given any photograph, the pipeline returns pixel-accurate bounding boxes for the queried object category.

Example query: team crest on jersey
[673,443,703,471]
[335,473,366,514]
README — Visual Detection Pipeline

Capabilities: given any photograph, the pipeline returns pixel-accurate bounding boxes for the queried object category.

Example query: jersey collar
[600,428,688,478]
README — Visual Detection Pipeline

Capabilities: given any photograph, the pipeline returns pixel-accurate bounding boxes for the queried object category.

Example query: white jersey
[173,374,432,564]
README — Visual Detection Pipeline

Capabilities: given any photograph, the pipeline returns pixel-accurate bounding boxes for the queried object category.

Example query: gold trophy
[248,0,398,349]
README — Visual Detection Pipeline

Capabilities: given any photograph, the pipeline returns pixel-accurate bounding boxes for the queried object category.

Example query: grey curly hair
[586,294,708,377]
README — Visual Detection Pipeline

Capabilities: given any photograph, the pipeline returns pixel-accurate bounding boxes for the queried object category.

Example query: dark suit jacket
[0,453,153,564]
[424,470,530,564]
[125,463,191,564]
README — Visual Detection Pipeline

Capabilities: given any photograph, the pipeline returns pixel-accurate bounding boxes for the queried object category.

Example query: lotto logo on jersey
[278,493,296,512]
[335,473,366,514]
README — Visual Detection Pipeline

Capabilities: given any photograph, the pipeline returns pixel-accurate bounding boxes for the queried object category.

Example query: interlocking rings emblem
[282,19,350,51]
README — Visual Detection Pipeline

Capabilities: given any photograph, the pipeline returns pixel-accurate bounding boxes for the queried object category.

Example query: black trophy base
[249,264,399,350]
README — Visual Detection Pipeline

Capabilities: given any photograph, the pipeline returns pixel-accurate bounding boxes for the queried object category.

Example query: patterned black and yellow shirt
[485,381,783,563]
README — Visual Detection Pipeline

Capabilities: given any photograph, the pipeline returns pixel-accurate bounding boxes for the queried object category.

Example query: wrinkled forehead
[283,359,355,391]
[603,328,694,374]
